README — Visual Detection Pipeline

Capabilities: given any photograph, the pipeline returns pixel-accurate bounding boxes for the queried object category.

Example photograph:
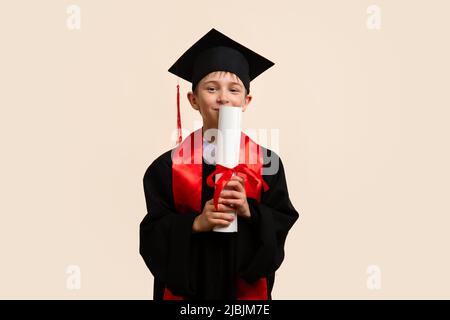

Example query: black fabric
[168,28,275,93]
[139,147,299,300]
[192,46,250,93]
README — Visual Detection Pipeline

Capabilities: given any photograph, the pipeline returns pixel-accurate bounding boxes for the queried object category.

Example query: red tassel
[176,84,182,145]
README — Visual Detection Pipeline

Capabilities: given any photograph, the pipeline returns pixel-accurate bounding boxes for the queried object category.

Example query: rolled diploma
[213,105,242,232]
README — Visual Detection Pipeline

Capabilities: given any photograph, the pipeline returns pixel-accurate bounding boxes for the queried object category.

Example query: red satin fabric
[206,163,269,211]
[166,128,269,300]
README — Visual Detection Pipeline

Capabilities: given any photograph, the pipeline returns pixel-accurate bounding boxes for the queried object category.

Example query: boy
[139,28,299,300]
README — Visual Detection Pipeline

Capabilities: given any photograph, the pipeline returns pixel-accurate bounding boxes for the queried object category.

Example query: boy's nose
[217,92,229,105]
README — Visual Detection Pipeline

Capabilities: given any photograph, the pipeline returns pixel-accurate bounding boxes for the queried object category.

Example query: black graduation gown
[139,146,299,300]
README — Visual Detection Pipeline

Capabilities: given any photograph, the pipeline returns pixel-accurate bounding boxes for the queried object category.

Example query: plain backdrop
[1,0,449,299]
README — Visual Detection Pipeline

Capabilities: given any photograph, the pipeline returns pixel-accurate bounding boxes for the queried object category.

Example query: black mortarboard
[168,28,275,93]
[168,28,274,144]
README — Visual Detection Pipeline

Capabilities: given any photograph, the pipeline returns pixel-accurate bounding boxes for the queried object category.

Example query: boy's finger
[220,190,242,199]
[231,175,245,183]
[225,180,245,192]
[217,204,235,213]
[229,177,245,187]
[210,219,231,227]
[221,198,243,207]
[212,212,235,221]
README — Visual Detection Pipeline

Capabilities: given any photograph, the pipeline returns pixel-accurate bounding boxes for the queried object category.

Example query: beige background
[1,0,449,299]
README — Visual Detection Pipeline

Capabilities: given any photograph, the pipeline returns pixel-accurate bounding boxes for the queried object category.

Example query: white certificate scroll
[213,105,242,233]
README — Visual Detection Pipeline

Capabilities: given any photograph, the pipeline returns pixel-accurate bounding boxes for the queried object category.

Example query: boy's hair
[193,71,248,97]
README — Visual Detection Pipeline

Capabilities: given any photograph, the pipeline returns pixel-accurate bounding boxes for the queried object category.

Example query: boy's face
[187,71,252,131]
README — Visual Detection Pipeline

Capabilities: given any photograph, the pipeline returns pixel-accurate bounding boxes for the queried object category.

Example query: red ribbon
[176,84,182,145]
[206,163,269,210]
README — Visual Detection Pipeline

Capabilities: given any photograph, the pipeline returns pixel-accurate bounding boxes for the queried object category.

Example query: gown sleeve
[139,151,197,297]
[236,150,300,283]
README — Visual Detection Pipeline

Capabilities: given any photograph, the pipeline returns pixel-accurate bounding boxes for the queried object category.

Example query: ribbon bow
[206,164,269,210]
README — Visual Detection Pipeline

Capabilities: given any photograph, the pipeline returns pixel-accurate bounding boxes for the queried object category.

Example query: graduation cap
[168,28,275,144]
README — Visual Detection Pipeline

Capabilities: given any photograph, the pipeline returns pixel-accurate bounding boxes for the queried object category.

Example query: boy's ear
[187,91,199,110]
[242,94,252,112]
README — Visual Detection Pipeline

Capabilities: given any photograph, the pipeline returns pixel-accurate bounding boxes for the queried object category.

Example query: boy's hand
[218,175,251,219]
[192,199,236,233]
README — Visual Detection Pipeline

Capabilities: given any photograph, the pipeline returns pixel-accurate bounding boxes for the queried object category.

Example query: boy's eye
[207,87,217,92]
[230,88,241,93]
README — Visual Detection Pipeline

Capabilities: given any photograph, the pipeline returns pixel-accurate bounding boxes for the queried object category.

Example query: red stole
[166,128,268,300]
